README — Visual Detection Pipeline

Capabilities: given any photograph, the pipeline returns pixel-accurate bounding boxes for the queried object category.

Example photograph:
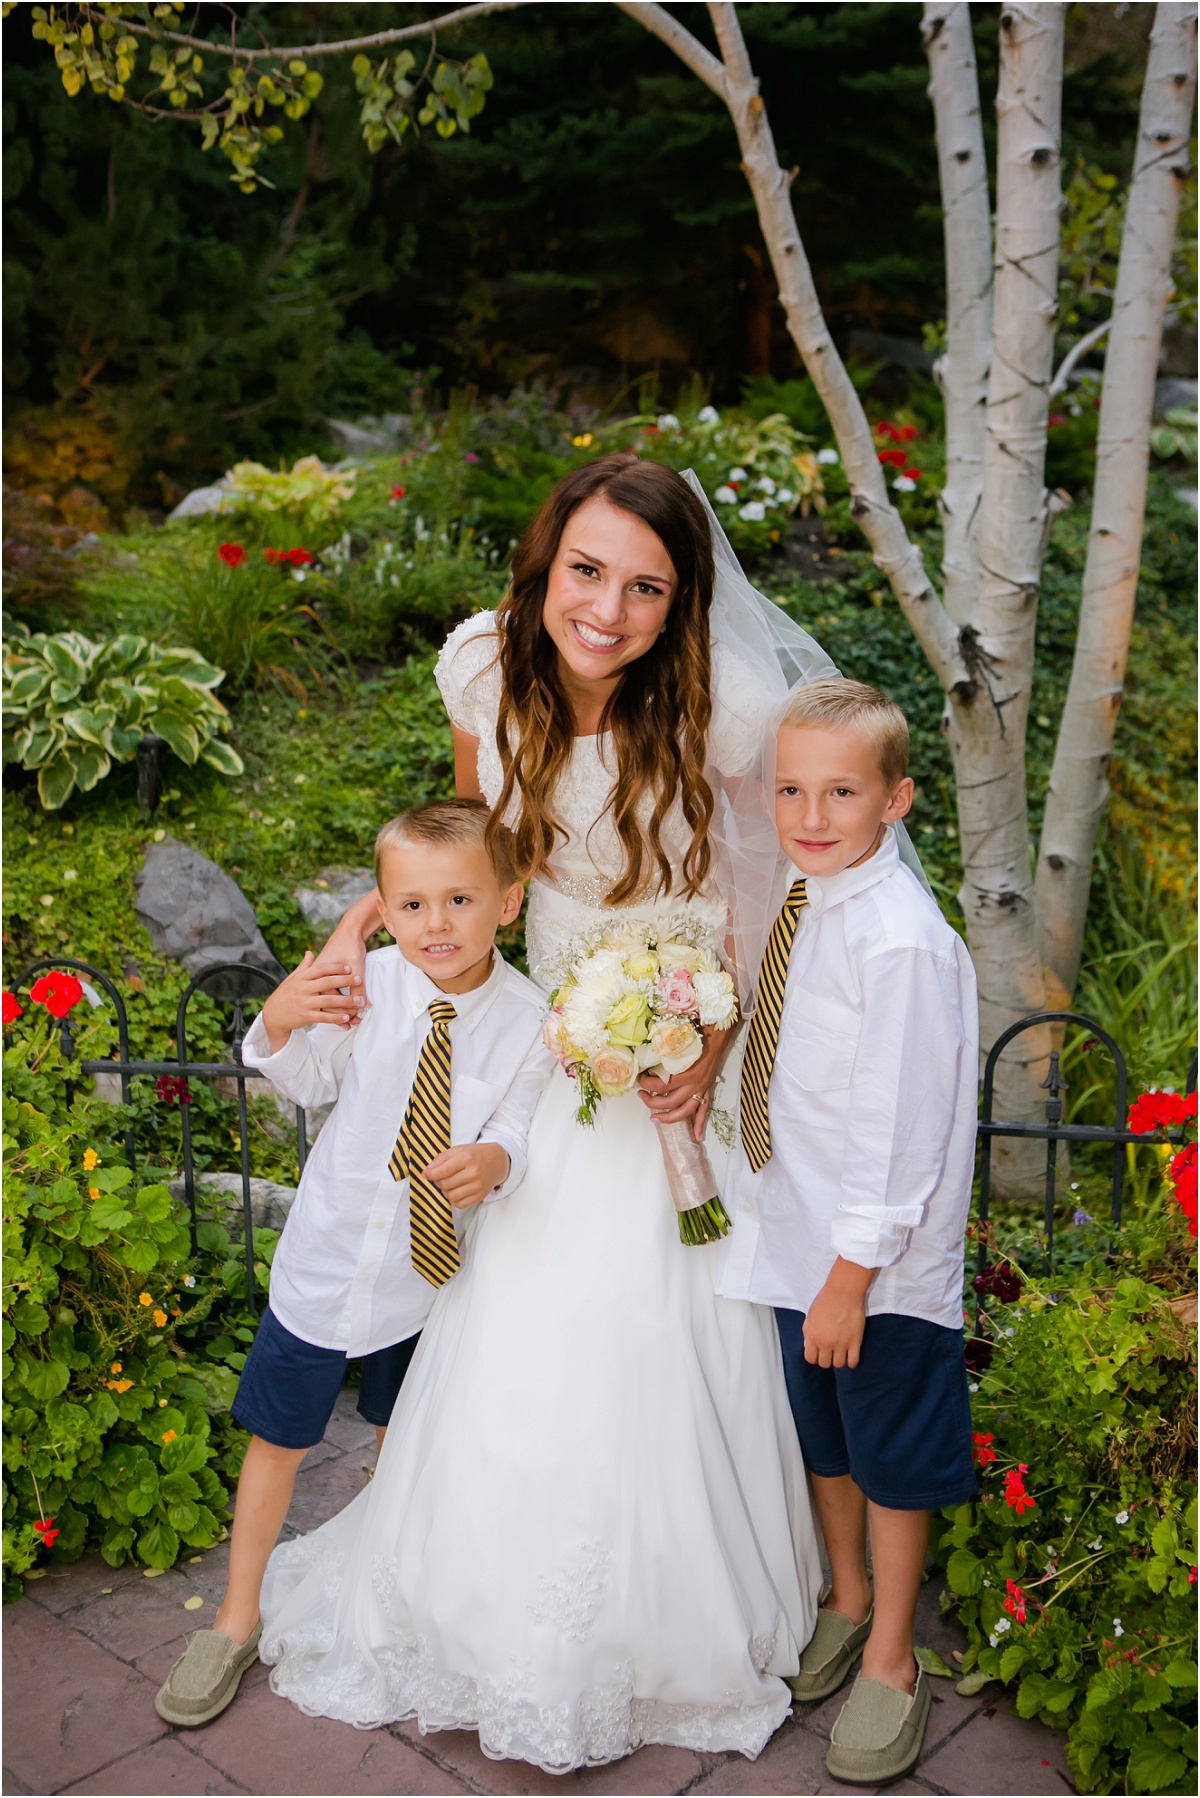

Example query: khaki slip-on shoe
[825,1665,931,1785]
[786,1605,874,1703]
[155,1623,263,1726]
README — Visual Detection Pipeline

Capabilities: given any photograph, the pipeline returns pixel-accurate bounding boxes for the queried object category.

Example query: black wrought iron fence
[7,960,1196,1324]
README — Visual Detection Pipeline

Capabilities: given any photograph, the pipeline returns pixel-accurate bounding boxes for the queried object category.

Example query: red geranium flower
[156,1073,193,1108]
[1003,1464,1036,1515]
[390,485,406,500]
[263,547,282,565]
[1168,1143,1197,1235]
[1048,413,1066,428]
[972,1431,996,1469]
[1189,1566,1197,1586]
[903,467,922,481]
[897,424,918,441]
[1128,1089,1194,1133]
[878,448,907,467]
[33,1516,59,1549]
[1003,1578,1027,1623]
[30,972,84,1020]
[218,543,246,568]
[875,421,897,439]
[287,547,313,566]
[3,991,23,1025]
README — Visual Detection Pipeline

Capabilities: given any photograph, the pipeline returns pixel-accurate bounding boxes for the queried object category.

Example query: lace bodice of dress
[434,611,768,987]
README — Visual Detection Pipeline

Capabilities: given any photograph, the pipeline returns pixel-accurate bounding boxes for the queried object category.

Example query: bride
[259,454,835,1772]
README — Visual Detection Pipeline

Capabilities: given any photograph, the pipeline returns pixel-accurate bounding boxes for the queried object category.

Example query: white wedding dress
[259,613,823,1772]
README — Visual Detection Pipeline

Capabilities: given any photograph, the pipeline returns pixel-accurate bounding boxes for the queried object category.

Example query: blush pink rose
[658,970,699,1016]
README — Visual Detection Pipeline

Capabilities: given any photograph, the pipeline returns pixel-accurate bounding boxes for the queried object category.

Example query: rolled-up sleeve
[476,1034,555,1202]
[829,947,967,1269]
[241,1013,356,1110]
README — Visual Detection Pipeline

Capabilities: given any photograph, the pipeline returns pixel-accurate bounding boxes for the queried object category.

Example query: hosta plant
[222,455,357,529]
[2,630,243,810]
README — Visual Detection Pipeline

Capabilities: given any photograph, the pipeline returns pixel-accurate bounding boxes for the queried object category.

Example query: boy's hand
[422,1143,510,1210]
[803,1257,876,1369]
[261,952,367,1054]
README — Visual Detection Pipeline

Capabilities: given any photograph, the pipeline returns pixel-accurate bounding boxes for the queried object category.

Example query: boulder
[167,476,236,521]
[168,1172,298,1233]
[294,866,377,940]
[135,836,284,995]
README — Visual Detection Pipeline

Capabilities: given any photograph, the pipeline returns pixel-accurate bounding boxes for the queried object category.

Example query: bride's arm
[452,726,484,801]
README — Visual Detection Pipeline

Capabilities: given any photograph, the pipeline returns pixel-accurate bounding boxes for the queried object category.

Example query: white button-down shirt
[242,947,553,1355]
[718,829,979,1331]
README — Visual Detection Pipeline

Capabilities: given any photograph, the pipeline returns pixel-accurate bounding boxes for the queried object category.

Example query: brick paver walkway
[4,1392,1074,1797]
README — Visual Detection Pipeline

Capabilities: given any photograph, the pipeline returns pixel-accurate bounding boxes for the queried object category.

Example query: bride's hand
[638,1024,736,1142]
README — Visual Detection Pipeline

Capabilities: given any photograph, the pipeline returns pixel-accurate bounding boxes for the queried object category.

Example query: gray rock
[325,418,396,458]
[295,867,377,937]
[135,836,284,995]
[167,475,237,521]
[1155,376,1197,418]
[168,1172,298,1232]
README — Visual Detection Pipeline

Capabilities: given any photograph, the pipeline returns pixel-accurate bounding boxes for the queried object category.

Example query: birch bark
[1035,2,1198,1002]
[921,1,992,626]
[948,4,1065,1153]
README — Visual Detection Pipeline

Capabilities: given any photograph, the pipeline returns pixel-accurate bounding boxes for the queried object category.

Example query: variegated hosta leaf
[73,745,112,793]
[37,752,79,810]
[199,738,245,776]
[5,665,52,705]
[150,713,202,766]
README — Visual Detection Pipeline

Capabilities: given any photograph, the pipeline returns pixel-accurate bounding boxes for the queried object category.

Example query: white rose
[739,501,767,522]
[657,939,704,975]
[646,1017,703,1075]
[693,969,737,1028]
[714,485,737,506]
[601,922,650,955]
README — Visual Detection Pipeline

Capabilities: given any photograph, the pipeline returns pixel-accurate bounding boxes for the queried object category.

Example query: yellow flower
[605,992,651,1048]
[572,432,594,447]
[83,1148,99,1172]
[153,1309,168,1329]
[138,1292,152,1307]
[624,952,660,982]
[88,1186,100,1203]
[106,1378,133,1393]
[161,1429,178,1444]
[110,1362,122,1374]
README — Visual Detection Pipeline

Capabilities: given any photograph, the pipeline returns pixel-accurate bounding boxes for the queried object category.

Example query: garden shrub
[938,1232,1198,1796]
[3,629,243,808]
[2,1015,277,1599]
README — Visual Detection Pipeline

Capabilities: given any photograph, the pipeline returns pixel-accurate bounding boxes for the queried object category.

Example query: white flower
[739,501,767,522]
[893,476,916,493]
[988,1632,999,1648]
[775,487,795,505]
[994,1617,1011,1634]
[647,1017,703,1075]
[817,447,840,465]
[572,949,628,998]
[601,923,650,955]
[714,485,737,505]
[757,475,777,495]
[183,1275,196,1288]
[693,969,737,1028]
[1115,1510,1130,1524]
[969,1382,979,1393]
[1113,1620,1124,1638]
[1088,1538,1103,1551]
[657,413,680,431]
[292,567,308,581]
[697,405,719,424]
[658,940,705,975]
[728,466,747,482]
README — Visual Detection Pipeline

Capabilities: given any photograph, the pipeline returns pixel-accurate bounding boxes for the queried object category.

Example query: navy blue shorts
[775,1308,978,1511]
[231,1307,420,1451]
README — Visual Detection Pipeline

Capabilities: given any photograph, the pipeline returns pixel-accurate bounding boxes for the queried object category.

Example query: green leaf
[946,1547,985,1595]
[10,1297,50,1333]
[999,1644,1029,1681]
[150,713,201,764]
[88,1194,133,1232]
[199,737,245,776]
[1165,1661,1198,1690]
[100,1524,135,1567]
[1126,1741,1186,1792]
[116,1238,159,1274]
[160,1433,210,1475]
[137,1522,179,1569]
[72,744,111,793]
[166,1500,201,1534]
[956,1669,998,1696]
[135,1184,174,1223]
[915,1646,955,1679]
[20,1356,70,1401]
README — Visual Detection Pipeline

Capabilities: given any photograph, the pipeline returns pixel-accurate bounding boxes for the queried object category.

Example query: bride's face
[541,496,677,692]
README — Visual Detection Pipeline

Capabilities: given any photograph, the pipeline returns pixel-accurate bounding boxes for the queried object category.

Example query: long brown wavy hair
[486,455,716,905]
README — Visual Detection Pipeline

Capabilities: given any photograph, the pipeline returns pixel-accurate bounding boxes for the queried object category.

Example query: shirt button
[742,1205,753,1217]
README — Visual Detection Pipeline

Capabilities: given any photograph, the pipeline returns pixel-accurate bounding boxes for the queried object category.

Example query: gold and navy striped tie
[739,878,808,1171]
[390,998,459,1286]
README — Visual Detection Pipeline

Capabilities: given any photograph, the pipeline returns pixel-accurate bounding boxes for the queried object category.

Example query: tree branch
[1048,315,1112,397]
[78,1,528,61]
[614,2,728,100]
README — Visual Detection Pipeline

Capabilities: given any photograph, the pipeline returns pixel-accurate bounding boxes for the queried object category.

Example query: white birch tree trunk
[921,1,992,625]
[1035,2,1199,1002]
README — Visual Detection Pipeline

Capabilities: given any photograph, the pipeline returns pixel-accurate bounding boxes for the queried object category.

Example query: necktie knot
[428,999,457,1027]
[786,877,807,910]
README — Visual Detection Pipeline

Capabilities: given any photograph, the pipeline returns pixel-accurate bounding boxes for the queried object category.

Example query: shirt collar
[801,824,901,916]
[402,948,507,1032]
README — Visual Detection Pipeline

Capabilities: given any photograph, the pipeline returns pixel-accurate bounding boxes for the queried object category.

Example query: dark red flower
[287,547,313,566]
[33,1516,59,1548]
[878,448,907,467]
[217,543,246,568]
[965,1334,993,1374]
[30,972,84,1020]
[875,421,897,439]
[390,485,406,500]
[3,991,23,1025]
[155,1074,193,1108]
[902,467,922,481]
[897,424,918,442]
[1189,1566,1197,1586]
[1048,413,1066,428]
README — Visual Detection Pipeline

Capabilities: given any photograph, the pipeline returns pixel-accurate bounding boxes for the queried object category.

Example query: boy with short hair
[156,800,552,1727]
[719,679,979,1786]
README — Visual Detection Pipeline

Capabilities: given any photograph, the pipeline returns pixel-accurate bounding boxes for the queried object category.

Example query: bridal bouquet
[543,918,738,1245]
